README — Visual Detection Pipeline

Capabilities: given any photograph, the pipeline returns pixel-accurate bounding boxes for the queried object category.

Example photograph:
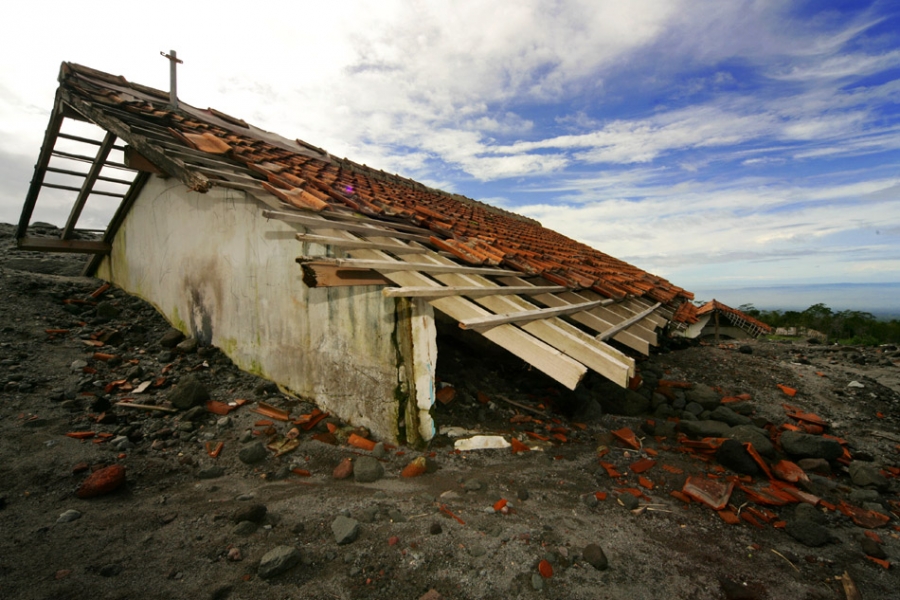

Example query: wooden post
[160,50,183,109]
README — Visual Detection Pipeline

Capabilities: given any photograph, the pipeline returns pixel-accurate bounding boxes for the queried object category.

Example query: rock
[715,439,759,475]
[463,478,484,492]
[531,573,544,591]
[848,461,889,491]
[157,350,175,363]
[685,384,721,410]
[429,522,443,535]
[333,458,353,479]
[198,466,225,479]
[738,345,753,355]
[99,564,121,577]
[467,544,486,557]
[159,329,185,348]
[727,425,775,458]
[617,493,639,510]
[780,431,843,461]
[70,359,88,372]
[332,515,360,545]
[582,543,609,570]
[683,401,704,416]
[56,509,82,524]
[594,381,649,416]
[419,590,444,600]
[258,545,300,579]
[860,537,887,560]
[353,456,384,483]
[372,442,387,459]
[848,381,865,389]
[794,503,825,525]
[233,503,267,524]
[710,406,752,427]
[233,521,258,536]
[175,337,198,353]
[678,420,732,439]
[849,488,881,504]
[797,458,831,475]
[95,301,121,319]
[517,488,530,501]
[254,381,279,396]
[168,375,210,410]
[238,441,267,465]
[719,577,767,600]
[785,519,833,547]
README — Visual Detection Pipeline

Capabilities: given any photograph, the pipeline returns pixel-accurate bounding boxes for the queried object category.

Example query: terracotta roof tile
[59,62,694,306]
[697,300,772,333]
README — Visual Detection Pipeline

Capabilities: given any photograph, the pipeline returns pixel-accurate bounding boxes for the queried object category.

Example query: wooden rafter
[458,299,611,330]
[62,130,117,239]
[383,284,567,299]
[296,256,515,277]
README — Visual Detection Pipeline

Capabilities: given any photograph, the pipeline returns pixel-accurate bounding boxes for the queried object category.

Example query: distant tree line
[736,302,899,345]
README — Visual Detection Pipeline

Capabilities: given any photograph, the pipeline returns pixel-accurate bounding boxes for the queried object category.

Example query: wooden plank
[383,284,567,299]
[459,299,610,330]
[17,103,64,238]
[62,94,210,192]
[46,166,133,185]
[296,257,516,277]
[305,230,587,389]
[577,289,658,344]
[599,303,661,341]
[296,233,427,254]
[17,237,110,254]
[496,276,651,355]
[372,243,633,386]
[299,264,391,287]
[42,183,124,198]
[263,209,433,242]
[623,297,667,328]
[63,131,117,239]
[51,149,129,169]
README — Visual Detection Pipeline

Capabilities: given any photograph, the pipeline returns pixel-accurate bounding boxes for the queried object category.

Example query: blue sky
[1,1,898,309]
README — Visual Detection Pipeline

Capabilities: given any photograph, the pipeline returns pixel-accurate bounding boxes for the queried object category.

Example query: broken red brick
[252,402,291,422]
[682,476,734,510]
[741,512,765,529]
[659,380,693,389]
[772,459,808,483]
[292,468,311,477]
[333,458,353,479]
[670,490,692,504]
[476,391,490,404]
[866,556,891,569]
[638,476,654,490]
[538,559,553,578]
[348,433,377,452]
[594,491,608,501]
[661,464,684,475]
[493,499,508,512]
[436,386,456,405]
[401,457,427,478]
[629,458,657,474]
[776,384,797,397]
[599,462,623,478]
[510,438,530,454]
[205,401,233,415]
[206,441,224,458]
[76,464,125,498]
[717,509,740,525]
[611,427,641,450]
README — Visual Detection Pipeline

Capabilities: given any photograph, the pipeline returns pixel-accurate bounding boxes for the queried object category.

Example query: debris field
[1,221,900,599]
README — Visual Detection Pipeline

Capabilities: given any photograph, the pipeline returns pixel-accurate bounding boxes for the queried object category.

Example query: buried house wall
[95,176,436,443]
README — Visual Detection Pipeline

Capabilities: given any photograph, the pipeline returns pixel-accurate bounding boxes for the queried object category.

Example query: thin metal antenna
[160,50,183,109]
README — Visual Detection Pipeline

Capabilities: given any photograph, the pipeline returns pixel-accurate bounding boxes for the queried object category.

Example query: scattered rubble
[0,222,899,598]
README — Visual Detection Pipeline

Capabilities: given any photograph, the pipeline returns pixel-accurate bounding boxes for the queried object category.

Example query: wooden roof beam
[296,256,516,277]
[458,299,610,330]
[62,130,117,239]
[383,284,567,299]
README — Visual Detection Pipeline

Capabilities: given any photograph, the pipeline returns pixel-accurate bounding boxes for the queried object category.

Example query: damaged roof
[697,300,773,336]
[17,61,698,390]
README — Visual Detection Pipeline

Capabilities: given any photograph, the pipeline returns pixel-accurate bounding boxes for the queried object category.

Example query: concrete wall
[96,176,436,443]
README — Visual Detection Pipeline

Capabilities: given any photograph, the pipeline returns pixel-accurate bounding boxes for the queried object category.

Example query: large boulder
[684,384,721,411]
[678,420,732,439]
[168,375,210,410]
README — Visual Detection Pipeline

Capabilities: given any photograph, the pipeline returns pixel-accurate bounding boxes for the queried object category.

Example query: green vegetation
[738,303,900,346]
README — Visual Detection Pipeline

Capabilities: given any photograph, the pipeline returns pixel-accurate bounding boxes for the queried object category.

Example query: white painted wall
[96,176,427,442]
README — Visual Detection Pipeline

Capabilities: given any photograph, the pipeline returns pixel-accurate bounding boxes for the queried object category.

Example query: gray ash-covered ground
[1,221,900,599]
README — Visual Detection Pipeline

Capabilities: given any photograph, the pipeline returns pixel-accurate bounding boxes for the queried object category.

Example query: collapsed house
[679,299,772,340]
[17,62,695,444]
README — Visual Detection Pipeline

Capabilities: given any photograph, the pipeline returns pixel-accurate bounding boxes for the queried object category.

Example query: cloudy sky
[1,1,898,308]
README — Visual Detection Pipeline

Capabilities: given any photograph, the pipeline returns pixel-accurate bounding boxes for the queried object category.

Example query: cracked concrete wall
[95,176,427,442]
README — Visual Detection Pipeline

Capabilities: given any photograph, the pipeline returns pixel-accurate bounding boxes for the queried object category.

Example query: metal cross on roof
[160,50,183,109]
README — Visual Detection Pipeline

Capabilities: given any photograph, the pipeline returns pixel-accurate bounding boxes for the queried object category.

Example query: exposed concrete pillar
[395,297,438,447]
